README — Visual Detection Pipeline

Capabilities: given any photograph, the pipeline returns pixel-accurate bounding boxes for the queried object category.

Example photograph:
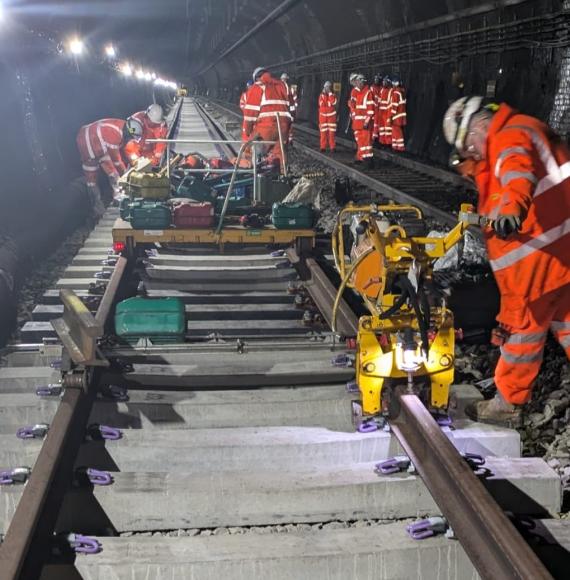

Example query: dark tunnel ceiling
[15,0,536,81]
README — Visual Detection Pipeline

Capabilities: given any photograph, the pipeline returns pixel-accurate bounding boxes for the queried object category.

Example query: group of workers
[237,69,407,171]
[76,103,168,212]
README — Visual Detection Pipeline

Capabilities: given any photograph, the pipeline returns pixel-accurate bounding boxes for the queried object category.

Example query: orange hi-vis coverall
[378,86,393,145]
[474,103,570,405]
[318,90,338,151]
[390,87,407,151]
[370,83,382,141]
[76,118,127,187]
[349,85,375,161]
[243,72,292,169]
[125,111,168,166]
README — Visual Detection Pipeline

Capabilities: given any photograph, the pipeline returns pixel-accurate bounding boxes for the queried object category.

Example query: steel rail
[0,255,129,580]
[389,392,553,580]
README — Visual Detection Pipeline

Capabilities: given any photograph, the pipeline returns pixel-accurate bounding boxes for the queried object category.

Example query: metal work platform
[112,218,315,250]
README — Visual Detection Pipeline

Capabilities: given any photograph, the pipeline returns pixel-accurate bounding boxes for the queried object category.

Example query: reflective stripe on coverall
[318,91,338,151]
[378,87,393,145]
[474,103,570,404]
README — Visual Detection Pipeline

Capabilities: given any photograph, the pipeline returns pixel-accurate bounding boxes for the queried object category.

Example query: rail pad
[112,218,315,248]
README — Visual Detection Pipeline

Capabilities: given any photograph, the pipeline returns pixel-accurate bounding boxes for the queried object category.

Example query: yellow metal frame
[112,218,315,249]
[332,203,474,416]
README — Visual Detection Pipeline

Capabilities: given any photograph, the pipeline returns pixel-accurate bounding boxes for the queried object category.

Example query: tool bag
[271,202,315,229]
[129,200,172,230]
[127,171,170,200]
[176,175,216,202]
[257,175,293,205]
[115,297,185,344]
[172,201,215,228]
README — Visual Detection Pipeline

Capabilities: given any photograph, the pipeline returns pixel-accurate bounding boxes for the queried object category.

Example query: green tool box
[127,171,170,200]
[130,200,172,230]
[257,175,293,205]
[115,297,186,344]
[271,202,315,229]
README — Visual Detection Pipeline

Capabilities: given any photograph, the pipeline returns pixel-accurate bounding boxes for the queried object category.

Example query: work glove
[493,214,522,239]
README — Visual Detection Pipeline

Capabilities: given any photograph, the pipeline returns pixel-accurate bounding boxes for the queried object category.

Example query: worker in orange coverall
[318,81,338,152]
[443,96,570,427]
[242,67,292,172]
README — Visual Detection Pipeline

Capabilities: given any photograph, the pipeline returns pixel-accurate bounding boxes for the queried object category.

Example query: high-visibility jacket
[318,91,338,127]
[242,72,292,136]
[129,111,168,165]
[349,85,375,131]
[474,103,570,328]
[77,118,127,176]
[390,88,407,126]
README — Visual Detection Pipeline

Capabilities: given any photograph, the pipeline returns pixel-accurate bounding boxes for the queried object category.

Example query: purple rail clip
[358,419,379,433]
[331,353,353,368]
[94,425,123,441]
[345,380,359,394]
[0,467,32,485]
[374,455,411,475]
[36,384,63,397]
[435,415,453,428]
[67,533,102,555]
[49,359,63,369]
[406,517,448,540]
[102,385,129,402]
[16,423,49,440]
[270,249,286,257]
[87,468,113,486]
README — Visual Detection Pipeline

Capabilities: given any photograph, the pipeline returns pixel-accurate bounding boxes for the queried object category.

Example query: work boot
[464,392,523,428]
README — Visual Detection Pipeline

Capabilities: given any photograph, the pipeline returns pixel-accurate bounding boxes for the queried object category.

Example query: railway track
[0,97,567,579]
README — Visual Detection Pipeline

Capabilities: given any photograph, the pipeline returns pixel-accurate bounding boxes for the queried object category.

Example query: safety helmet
[124,118,144,140]
[349,73,359,84]
[146,103,164,124]
[373,74,382,84]
[443,96,484,152]
[383,75,392,85]
[246,80,253,87]
[280,72,289,81]
[391,75,401,86]
[252,67,267,81]
[323,81,332,90]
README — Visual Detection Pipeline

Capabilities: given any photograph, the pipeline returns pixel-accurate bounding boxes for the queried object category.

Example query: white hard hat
[349,73,359,83]
[252,67,267,81]
[280,72,289,81]
[323,81,332,89]
[125,118,144,139]
[443,96,484,151]
[146,103,164,124]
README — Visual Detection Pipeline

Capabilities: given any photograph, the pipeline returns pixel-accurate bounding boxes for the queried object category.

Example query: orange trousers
[319,125,336,151]
[495,284,570,404]
[254,119,291,170]
[391,124,405,151]
[354,127,373,160]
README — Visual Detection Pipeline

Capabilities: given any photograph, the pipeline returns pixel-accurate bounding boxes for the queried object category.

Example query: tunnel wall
[197,0,569,166]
